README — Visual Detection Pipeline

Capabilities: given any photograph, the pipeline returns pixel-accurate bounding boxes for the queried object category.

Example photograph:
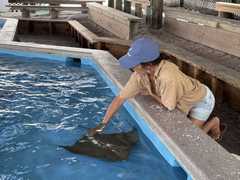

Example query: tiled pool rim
[0,19,6,28]
[0,41,239,180]
[0,18,18,42]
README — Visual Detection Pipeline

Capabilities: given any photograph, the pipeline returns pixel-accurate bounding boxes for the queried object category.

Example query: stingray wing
[61,129,138,161]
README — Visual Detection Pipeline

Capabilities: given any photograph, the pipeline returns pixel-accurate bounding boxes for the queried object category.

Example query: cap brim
[119,54,142,69]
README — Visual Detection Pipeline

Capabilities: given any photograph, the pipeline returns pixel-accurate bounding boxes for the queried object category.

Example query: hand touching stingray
[87,122,107,136]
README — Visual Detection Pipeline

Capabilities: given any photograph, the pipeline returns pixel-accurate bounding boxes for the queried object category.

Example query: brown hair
[141,52,169,66]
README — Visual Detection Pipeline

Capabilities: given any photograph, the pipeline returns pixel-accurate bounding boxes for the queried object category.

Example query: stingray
[61,129,138,161]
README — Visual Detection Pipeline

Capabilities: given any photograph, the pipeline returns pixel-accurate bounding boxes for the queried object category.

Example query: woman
[89,37,222,140]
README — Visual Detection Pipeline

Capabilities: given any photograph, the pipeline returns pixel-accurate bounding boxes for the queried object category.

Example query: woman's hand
[87,122,107,136]
[87,96,125,136]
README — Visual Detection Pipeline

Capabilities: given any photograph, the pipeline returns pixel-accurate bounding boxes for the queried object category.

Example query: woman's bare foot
[203,117,221,140]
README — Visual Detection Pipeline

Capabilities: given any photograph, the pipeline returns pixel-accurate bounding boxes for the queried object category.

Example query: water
[0,19,5,29]
[0,54,186,180]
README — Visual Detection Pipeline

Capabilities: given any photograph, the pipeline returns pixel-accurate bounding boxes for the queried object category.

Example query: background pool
[0,53,186,180]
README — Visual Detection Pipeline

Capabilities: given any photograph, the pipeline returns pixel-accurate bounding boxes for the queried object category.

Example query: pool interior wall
[0,49,190,179]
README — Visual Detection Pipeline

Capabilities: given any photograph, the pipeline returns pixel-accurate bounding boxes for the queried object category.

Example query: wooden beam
[216,2,240,18]
[151,0,163,29]
[216,2,240,14]
[180,0,184,7]
[87,3,141,40]
[135,3,142,17]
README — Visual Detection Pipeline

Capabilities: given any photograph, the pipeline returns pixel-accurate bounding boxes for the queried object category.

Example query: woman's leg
[191,117,221,140]
[202,117,221,139]
[189,85,221,139]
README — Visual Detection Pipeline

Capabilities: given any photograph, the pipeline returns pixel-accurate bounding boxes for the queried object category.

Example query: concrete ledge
[0,41,239,180]
[0,18,18,42]
[8,0,105,3]
[165,7,240,34]
[88,3,142,22]
[95,37,132,46]
[68,20,98,43]
[7,5,88,11]
[18,18,69,22]
[87,3,141,40]
[216,2,240,14]
[165,7,240,57]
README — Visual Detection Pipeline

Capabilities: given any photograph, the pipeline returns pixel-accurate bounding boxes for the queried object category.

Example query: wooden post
[180,0,184,7]
[77,33,80,42]
[151,0,163,29]
[70,25,73,36]
[218,11,233,18]
[95,42,102,49]
[142,5,147,23]
[49,8,58,19]
[145,5,152,25]
[124,0,131,13]
[135,3,142,17]
[211,77,218,96]
[108,0,114,8]
[29,21,34,34]
[48,22,53,35]
[22,8,30,18]
[115,0,123,10]
[80,36,84,47]
[129,22,139,39]
[176,59,183,70]
[211,77,222,103]
[192,67,199,79]
[81,2,87,8]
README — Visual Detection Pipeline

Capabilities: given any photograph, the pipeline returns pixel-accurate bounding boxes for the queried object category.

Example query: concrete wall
[88,3,141,40]
[165,16,240,57]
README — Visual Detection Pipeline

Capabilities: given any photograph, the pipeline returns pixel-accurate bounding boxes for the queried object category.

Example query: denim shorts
[189,86,215,121]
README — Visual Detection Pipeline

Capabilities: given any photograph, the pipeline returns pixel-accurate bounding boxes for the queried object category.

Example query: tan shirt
[119,60,207,114]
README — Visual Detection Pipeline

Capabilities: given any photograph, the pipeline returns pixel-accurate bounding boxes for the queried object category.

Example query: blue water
[0,53,187,180]
[0,19,5,29]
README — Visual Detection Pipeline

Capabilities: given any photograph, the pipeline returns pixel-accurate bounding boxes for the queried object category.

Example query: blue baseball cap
[119,37,160,69]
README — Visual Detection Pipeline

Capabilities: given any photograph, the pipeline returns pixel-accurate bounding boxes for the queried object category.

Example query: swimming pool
[0,52,187,180]
[0,19,5,29]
